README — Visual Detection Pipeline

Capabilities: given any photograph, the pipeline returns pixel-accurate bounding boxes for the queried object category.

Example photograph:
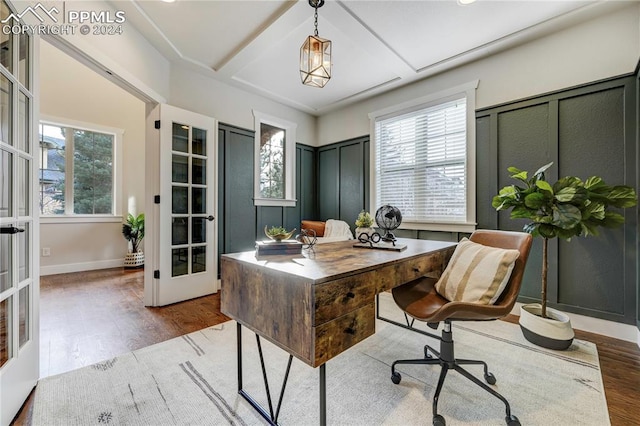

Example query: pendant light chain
[314,6,319,37]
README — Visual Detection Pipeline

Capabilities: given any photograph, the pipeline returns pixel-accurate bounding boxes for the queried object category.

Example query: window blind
[375,97,467,222]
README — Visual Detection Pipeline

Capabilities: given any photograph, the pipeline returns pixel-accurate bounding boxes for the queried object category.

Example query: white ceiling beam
[217,1,311,79]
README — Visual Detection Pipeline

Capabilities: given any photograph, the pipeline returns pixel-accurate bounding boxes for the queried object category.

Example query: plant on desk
[264,225,296,242]
[355,210,374,240]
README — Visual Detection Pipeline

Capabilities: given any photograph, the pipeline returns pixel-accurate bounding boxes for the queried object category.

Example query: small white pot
[519,303,574,350]
[124,251,145,269]
[355,227,375,240]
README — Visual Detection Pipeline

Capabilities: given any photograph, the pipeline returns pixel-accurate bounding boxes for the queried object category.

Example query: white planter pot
[355,227,375,240]
[519,303,574,350]
[124,251,145,269]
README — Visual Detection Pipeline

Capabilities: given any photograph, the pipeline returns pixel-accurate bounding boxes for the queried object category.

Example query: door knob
[0,226,25,234]
[207,215,214,221]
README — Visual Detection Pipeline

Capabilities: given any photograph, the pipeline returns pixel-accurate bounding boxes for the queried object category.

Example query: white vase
[519,303,574,350]
[355,227,375,240]
[124,251,145,269]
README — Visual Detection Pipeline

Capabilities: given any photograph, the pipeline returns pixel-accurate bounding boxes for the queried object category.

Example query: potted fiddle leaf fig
[122,213,145,268]
[492,162,636,349]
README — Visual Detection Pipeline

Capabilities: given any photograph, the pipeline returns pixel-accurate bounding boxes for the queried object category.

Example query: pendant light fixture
[300,0,331,88]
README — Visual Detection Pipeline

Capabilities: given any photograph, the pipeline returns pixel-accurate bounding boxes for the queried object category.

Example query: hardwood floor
[11,268,640,425]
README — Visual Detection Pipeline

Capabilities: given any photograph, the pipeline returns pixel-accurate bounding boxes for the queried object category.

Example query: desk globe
[375,205,402,242]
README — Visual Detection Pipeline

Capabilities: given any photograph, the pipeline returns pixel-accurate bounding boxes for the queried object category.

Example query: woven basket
[124,252,145,269]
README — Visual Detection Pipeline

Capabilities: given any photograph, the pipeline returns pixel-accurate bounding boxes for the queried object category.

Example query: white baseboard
[512,302,640,347]
[40,258,124,276]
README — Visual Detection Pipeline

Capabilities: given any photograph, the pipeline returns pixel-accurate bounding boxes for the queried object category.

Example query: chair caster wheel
[433,414,446,426]
[485,372,496,385]
[506,414,520,426]
[391,371,402,384]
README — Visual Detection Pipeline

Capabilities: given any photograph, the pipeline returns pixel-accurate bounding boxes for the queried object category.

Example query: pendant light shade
[300,0,331,88]
[300,35,331,88]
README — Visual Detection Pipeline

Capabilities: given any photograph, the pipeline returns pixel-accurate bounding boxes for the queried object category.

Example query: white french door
[147,104,217,306]
[0,2,38,424]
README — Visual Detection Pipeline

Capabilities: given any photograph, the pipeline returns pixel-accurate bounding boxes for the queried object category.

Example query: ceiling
[114,0,621,116]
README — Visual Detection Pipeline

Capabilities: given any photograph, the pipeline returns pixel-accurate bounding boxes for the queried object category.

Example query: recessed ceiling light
[161,0,176,3]
[458,0,477,4]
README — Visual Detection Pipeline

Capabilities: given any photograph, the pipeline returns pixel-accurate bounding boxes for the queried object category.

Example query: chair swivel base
[390,332,520,426]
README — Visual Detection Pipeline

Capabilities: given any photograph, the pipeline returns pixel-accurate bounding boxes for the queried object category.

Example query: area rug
[32,294,609,425]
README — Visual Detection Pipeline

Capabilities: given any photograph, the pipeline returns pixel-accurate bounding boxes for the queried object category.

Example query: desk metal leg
[236,323,294,426]
[237,323,243,391]
[320,364,326,426]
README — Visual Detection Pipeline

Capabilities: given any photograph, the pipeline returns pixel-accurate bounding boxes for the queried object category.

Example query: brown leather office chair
[390,230,532,426]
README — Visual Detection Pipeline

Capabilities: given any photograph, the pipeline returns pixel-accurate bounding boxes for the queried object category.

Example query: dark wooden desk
[220,238,456,424]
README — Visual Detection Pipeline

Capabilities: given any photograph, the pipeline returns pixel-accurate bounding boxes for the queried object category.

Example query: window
[253,111,297,207]
[259,122,285,199]
[370,81,478,231]
[39,119,122,216]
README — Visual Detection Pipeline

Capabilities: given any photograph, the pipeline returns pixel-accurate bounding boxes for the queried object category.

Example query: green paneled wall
[318,148,338,220]
[298,145,318,222]
[316,75,637,325]
[317,136,370,231]
[217,123,317,268]
[476,75,637,325]
[218,124,256,256]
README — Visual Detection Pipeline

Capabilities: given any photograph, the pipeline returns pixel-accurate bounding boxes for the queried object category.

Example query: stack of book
[255,240,303,256]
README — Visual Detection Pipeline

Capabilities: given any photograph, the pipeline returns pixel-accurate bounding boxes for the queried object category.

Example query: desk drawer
[313,303,375,367]
[399,253,448,282]
[314,274,377,325]
[377,248,454,293]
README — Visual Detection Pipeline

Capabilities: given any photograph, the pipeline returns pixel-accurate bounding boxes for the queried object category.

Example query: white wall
[317,4,640,146]
[39,41,146,275]
[169,66,317,146]
[13,0,171,103]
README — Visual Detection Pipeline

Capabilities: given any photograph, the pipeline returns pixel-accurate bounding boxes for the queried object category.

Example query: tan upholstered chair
[390,230,532,426]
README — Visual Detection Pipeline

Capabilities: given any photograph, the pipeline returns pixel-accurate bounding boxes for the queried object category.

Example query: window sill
[397,221,477,233]
[254,198,297,208]
[40,215,123,224]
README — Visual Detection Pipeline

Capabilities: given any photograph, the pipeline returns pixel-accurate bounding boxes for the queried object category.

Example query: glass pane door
[0,9,37,424]
[171,122,209,277]
[152,104,217,306]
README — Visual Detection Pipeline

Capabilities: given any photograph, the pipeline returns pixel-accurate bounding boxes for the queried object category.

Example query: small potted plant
[492,163,636,349]
[122,213,145,268]
[355,210,374,240]
[264,225,296,242]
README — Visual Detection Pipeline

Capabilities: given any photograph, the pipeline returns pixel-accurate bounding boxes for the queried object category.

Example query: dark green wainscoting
[476,74,637,325]
[217,123,317,270]
[317,136,370,231]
